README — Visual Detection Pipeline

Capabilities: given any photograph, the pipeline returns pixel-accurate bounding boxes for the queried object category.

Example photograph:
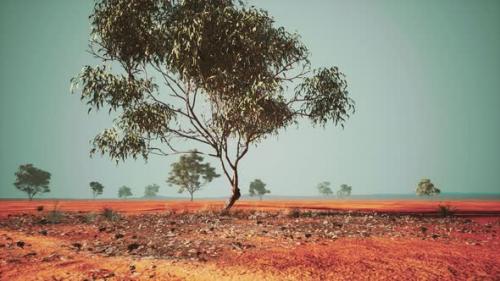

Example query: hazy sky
[1,0,499,199]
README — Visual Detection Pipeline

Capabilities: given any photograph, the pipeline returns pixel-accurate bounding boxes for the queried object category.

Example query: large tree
[167,151,219,201]
[14,164,51,200]
[71,0,355,211]
[248,179,270,201]
[90,181,104,199]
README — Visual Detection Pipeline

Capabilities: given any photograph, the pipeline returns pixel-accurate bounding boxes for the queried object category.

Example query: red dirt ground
[1,199,499,216]
[0,199,499,280]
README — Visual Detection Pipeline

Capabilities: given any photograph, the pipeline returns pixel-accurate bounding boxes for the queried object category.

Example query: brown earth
[0,199,499,281]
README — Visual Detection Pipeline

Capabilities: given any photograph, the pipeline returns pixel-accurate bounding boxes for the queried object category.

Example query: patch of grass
[101,207,121,221]
[437,204,454,217]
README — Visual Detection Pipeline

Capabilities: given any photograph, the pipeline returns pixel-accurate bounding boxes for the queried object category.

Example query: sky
[1,0,499,199]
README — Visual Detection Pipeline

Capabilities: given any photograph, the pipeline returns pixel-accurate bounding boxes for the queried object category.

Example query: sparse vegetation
[416,179,441,197]
[118,186,133,199]
[317,182,333,197]
[287,208,301,218]
[249,179,270,201]
[102,207,120,221]
[90,181,104,199]
[14,164,51,200]
[437,204,454,217]
[45,201,64,224]
[167,151,219,201]
[144,184,160,198]
[337,184,352,198]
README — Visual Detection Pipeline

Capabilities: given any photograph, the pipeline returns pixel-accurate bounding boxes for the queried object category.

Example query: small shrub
[82,212,98,223]
[287,208,301,218]
[102,208,120,221]
[437,204,454,217]
[45,201,63,224]
[46,210,64,224]
[36,205,44,212]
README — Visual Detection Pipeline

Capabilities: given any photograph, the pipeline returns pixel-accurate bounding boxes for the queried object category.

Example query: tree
[317,181,333,197]
[144,183,160,197]
[416,179,440,197]
[337,184,352,198]
[118,186,133,198]
[71,0,355,211]
[90,181,104,199]
[14,164,51,200]
[167,151,219,201]
[249,179,270,201]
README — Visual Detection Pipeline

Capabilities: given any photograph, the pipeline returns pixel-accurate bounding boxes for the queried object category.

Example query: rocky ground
[0,206,499,280]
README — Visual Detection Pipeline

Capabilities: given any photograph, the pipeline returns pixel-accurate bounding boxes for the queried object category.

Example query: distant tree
[71,0,355,211]
[337,184,352,198]
[167,151,219,201]
[416,179,440,197]
[14,164,51,201]
[118,186,133,199]
[90,181,104,199]
[144,184,160,198]
[317,181,333,197]
[249,179,270,201]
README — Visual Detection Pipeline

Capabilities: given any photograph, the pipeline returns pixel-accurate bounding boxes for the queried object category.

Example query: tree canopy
[416,179,440,197]
[144,183,160,197]
[118,186,133,198]
[337,184,352,198]
[248,179,270,200]
[167,151,219,201]
[71,0,354,210]
[317,181,333,197]
[14,164,51,200]
[90,181,104,199]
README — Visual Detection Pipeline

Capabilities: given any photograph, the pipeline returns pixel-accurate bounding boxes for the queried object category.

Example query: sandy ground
[0,200,499,281]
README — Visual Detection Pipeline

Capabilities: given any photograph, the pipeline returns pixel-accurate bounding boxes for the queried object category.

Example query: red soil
[1,199,499,216]
[0,199,499,280]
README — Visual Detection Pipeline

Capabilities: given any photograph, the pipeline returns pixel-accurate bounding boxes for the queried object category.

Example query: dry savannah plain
[0,199,499,281]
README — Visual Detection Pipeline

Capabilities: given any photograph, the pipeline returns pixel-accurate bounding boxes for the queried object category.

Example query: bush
[45,201,63,224]
[46,209,64,224]
[102,208,121,221]
[36,205,44,212]
[437,204,454,217]
[287,208,301,218]
[82,212,98,223]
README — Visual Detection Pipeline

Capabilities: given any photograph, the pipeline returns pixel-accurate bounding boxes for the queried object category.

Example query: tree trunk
[223,169,241,211]
[224,184,241,211]
[190,193,194,202]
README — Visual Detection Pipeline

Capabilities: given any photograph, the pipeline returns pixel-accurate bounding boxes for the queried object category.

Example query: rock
[115,233,124,239]
[128,243,140,252]
[24,252,37,258]
[72,243,82,251]
[16,241,25,248]
[305,233,312,238]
